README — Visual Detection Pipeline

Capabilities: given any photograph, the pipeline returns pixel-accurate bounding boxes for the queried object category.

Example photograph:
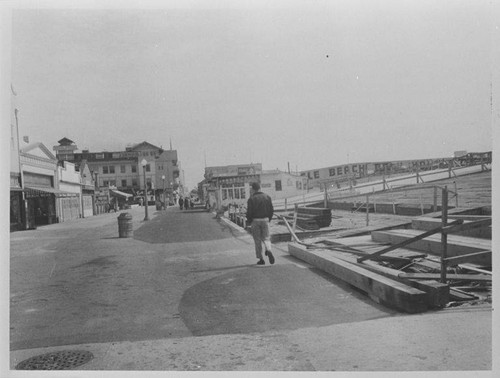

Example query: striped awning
[110,189,132,199]
[25,186,78,198]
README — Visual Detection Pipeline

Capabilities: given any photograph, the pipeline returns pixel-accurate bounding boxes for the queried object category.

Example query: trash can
[117,212,133,238]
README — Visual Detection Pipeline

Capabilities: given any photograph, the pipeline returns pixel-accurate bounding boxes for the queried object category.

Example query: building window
[103,166,108,174]
[121,179,127,187]
[109,180,116,187]
[103,180,109,186]
[307,172,312,179]
[109,166,115,174]
[275,180,282,191]
[96,153,104,159]
[296,181,302,190]
[314,171,319,179]
[146,164,151,172]
[120,165,126,173]
[131,165,137,173]
[222,184,244,201]
[329,168,336,176]
[132,179,138,187]
[146,178,152,188]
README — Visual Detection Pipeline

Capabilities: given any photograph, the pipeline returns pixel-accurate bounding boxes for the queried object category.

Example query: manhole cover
[16,350,93,370]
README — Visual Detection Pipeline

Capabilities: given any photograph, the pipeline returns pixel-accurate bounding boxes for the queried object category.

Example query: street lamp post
[162,175,165,209]
[141,159,149,221]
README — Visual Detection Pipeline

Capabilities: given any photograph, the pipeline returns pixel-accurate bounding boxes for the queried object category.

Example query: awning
[110,189,132,199]
[25,186,78,198]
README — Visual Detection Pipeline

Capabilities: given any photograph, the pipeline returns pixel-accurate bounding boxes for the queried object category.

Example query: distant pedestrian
[185,197,191,209]
[179,197,184,210]
[246,182,274,265]
[190,198,195,209]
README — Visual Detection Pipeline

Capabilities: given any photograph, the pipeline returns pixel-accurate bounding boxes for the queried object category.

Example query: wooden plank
[442,218,492,234]
[449,288,478,301]
[398,273,491,282]
[374,229,492,249]
[412,217,491,238]
[288,243,428,313]
[458,264,492,275]
[357,219,463,262]
[446,215,491,221]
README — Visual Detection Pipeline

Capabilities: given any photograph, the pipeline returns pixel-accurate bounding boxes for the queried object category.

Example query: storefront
[10,189,24,231]
[20,142,64,228]
[24,186,58,227]
[23,186,78,227]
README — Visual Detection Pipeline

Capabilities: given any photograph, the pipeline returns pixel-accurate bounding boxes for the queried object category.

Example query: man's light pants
[251,218,272,260]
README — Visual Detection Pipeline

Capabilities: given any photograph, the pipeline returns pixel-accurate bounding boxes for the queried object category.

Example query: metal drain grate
[16,350,94,370]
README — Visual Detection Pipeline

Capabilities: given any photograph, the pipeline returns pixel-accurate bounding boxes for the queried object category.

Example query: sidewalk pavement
[9,306,492,372]
[8,208,494,373]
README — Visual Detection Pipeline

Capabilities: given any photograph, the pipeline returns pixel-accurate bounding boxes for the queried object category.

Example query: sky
[4,0,494,190]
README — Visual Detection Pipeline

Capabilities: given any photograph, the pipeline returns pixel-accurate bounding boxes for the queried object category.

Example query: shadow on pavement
[179,264,396,337]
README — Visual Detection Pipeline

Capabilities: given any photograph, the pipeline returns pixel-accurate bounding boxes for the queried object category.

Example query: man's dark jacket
[246,191,274,223]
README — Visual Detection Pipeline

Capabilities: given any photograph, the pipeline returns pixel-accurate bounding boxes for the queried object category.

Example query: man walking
[246,182,275,265]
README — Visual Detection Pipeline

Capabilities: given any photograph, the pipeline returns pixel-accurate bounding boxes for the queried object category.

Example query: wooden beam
[398,273,491,282]
[288,243,428,313]
[357,219,464,263]
[442,250,492,265]
[279,215,302,244]
[353,259,449,308]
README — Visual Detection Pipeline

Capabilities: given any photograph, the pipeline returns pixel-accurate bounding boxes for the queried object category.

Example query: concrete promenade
[7,205,494,375]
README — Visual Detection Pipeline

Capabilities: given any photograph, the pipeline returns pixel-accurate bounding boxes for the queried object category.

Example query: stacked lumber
[298,207,332,227]
[283,207,332,230]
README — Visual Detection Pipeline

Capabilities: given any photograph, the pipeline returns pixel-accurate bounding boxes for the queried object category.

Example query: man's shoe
[257,259,265,265]
[265,250,275,265]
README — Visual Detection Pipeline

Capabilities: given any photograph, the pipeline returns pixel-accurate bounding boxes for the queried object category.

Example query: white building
[57,161,83,222]
[202,164,308,210]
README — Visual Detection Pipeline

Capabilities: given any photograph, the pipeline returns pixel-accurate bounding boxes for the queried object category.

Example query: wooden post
[440,187,448,284]
[392,198,396,214]
[292,203,298,233]
[420,192,424,215]
[454,181,458,208]
[373,197,377,213]
[285,198,287,212]
[366,194,370,226]
[324,183,328,208]
[433,186,438,213]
